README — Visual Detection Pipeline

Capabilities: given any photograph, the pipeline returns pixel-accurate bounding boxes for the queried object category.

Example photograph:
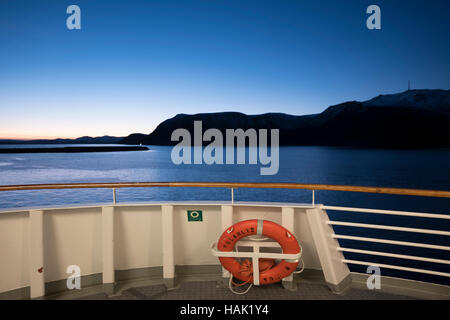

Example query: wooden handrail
[0,182,449,198]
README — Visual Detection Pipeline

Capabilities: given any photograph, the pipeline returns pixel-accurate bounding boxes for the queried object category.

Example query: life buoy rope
[217,219,302,293]
[228,257,276,294]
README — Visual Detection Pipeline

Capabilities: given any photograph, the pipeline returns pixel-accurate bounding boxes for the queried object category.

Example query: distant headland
[1,89,449,149]
[0,135,123,145]
[0,146,149,154]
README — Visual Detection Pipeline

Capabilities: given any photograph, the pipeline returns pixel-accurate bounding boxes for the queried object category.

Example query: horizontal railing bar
[342,259,450,277]
[322,206,450,219]
[237,241,280,248]
[0,182,449,198]
[213,251,300,259]
[338,247,450,265]
[211,244,301,260]
[333,235,450,251]
[327,221,450,236]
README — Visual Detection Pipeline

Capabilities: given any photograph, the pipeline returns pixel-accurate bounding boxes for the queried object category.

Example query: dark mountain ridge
[121,89,450,148]
[0,135,123,145]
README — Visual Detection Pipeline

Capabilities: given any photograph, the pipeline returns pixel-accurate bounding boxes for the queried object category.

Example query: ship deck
[40,270,426,300]
[74,281,414,300]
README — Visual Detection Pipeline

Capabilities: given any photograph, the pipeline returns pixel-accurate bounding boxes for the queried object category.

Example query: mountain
[121,89,450,148]
[363,89,450,111]
[0,135,123,145]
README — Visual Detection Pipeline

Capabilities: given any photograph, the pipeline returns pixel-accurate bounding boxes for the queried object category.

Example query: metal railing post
[112,188,116,204]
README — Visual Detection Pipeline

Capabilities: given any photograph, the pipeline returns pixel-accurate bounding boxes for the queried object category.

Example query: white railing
[322,205,450,279]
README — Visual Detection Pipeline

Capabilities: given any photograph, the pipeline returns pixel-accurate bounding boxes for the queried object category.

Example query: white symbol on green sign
[187,210,203,222]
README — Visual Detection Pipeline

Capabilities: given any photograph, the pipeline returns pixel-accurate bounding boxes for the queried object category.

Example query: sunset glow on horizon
[0,133,78,140]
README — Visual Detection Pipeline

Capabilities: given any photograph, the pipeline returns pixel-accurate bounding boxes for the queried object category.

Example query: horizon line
[0,134,110,141]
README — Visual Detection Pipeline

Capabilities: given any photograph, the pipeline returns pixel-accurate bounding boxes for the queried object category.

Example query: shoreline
[0,146,149,153]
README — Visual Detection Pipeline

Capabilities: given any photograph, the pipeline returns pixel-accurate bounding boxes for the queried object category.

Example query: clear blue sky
[0,0,449,139]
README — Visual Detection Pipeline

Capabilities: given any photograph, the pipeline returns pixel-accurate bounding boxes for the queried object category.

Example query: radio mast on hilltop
[408,80,411,91]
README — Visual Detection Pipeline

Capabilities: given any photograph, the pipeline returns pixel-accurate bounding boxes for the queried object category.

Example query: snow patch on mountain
[362,89,450,111]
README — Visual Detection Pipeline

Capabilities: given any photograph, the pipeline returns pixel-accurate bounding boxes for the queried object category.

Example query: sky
[0,0,449,139]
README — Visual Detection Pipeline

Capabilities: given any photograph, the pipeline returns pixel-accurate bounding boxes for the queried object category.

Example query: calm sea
[0,145,449,284]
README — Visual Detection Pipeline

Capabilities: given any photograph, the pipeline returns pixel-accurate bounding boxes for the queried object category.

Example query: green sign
[187,210,203,222]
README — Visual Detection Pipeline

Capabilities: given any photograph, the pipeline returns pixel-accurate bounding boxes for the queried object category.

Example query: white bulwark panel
[306,207,351,292]
[161,205,175,279]
[220,205,233,278]
[102,206,115,284]
[29,210,45,299]
[281,207,295,284]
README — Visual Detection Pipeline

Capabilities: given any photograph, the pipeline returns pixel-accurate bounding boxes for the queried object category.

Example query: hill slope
[121,89,450,148]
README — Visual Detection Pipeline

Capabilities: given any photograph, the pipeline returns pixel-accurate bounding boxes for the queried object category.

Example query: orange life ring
[217,219,301,285]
